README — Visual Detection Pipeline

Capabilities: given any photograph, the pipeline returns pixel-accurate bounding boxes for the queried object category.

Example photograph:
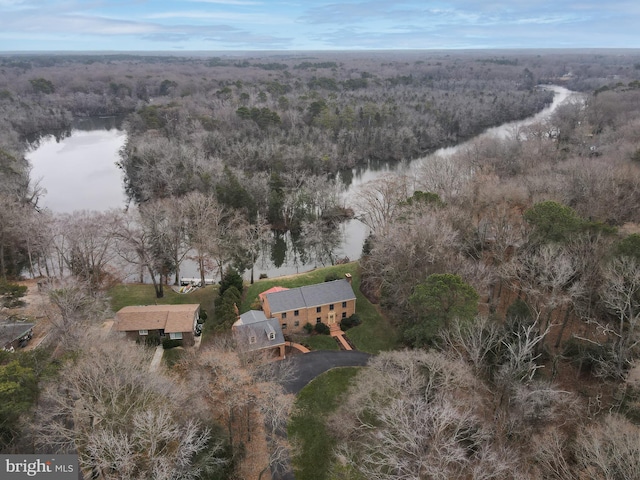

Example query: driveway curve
[283,350,372,394]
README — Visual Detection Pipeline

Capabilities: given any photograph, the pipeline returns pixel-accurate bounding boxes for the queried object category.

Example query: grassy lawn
[108,283,217,342]
[294,334,340,351]
[288,367,361,480]
[242,263,399,354]
[162,347,184,368]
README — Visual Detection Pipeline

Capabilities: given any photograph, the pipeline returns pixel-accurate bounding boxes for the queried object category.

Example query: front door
[327,312,336,325]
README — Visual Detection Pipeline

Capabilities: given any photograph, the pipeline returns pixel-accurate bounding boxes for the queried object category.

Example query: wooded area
[3,49,640,478]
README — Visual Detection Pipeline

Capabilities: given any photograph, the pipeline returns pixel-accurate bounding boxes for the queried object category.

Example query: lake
[27,86,577,280]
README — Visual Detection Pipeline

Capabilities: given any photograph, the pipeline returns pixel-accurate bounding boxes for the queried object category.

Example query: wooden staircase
[329,323,353,351]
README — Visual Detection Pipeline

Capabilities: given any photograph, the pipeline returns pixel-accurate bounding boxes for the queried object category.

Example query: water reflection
[27,118,127,213]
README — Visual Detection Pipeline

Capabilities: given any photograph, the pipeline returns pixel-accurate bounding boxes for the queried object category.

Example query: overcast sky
[1,0,639,52]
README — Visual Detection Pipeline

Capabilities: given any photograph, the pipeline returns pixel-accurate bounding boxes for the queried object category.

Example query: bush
[259,273,268,280]
[198,308,208,323]
[303,322,314,334]
[162,338,183,349]
[139,331,161,347]
[340,313,362,331]
[324,272,340,282]
[314,322,330,335]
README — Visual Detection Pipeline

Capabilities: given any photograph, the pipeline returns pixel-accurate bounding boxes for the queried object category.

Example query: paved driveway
[282,350,372,394]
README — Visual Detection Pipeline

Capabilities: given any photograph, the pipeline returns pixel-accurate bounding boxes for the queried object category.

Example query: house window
[294,310,299,316]
[282,323,287,330]
[249,335,257,344]
[316,317,321,323]
[329,304,334,311]
[342,312,347,319]
[342,301,347,308]
[282,312,287,319]
[169,332,183,340]
[316,306,321,313]
[294,321,300,327]
[268,332,275,340]
[138,329,148,336]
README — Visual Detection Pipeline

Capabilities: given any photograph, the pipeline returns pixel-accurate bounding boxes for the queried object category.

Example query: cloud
[146,9,289,24]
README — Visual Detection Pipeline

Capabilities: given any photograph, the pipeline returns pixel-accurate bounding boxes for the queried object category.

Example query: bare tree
[353,174,411,237]
[113,209,166,297]
[53,210,121,292]
[575,414,640,480]
[34,334,223,479]
[329,350,523,480]
[44,278,111,348]
[594,256,640,379]
[183,191,240,286]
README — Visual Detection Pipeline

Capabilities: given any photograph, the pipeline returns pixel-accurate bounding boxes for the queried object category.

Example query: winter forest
[3,49,640,479]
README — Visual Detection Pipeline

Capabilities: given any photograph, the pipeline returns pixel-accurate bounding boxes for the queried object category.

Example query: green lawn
[242,263,399,354]
[294,334,340,351]
[162,347,184,368]
[108,283,217,342]
[288,367,361,480]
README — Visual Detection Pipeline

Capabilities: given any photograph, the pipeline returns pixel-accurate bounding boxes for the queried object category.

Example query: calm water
[27,86,576,280]
[27,117,127,213]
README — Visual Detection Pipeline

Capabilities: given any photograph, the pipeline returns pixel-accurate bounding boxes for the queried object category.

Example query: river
[27,86,578,280]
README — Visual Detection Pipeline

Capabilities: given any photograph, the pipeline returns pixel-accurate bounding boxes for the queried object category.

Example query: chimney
[344,273,352,284]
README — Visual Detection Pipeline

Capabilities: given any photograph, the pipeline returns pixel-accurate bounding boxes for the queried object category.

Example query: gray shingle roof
[1,322,35,348]
[234,316,285,352]
[238,310,268,325]
[266,279,356,313]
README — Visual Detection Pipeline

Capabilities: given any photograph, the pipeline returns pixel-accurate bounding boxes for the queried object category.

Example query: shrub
[324,272,340,282]
[340,313,362,331]
[143,331,161,347]
[162,338,183,349]
[315,322,330,335]
[259,273,269,280]
[198,308,207,323]
[303,322,314,334]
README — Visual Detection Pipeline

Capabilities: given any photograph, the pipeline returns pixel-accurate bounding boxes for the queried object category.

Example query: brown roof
[114,304,199,333]
[259,286,289,303]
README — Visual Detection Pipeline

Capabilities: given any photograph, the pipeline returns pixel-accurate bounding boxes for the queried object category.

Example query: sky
[1,0,639,52]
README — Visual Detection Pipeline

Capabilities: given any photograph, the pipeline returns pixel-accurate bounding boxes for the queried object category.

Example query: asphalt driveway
[282,350,372,394]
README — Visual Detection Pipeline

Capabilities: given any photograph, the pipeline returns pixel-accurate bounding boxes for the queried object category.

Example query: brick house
[113,304,200,346]
[261,274,356,334]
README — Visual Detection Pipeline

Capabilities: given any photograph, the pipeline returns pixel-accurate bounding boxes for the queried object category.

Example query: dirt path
[5,279,53,350]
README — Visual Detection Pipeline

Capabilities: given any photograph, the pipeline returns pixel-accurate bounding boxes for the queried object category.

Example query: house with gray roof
[1,321,35,351]
[262,274,356,333]
[233,310,286,358]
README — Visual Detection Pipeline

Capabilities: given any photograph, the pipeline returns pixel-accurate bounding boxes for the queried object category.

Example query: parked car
[195,323,203,336]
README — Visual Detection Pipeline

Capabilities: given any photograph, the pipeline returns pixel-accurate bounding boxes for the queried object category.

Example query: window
[316,317,321,323]
[294,310,299,317]
[249,335,257,344]
[294,321,300,327]
[138,329,148,336]
[282,312,287,319]
[268,332,276,340]
[316,306,321,313]
[342,301,347,308]
[329,304,334,311]
[169,332,183,340]
[342,312,347,319]
[282,323,287,330]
